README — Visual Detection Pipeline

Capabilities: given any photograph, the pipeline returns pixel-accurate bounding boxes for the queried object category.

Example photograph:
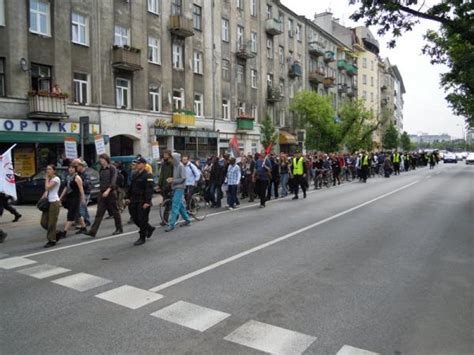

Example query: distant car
[455,152,464,161]
[466,153,474,165]
[15,167,100,204]
[443,153,458,163]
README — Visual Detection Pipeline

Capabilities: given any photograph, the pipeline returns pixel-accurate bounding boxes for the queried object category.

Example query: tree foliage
[400,131,414,151]
[382,122,400,149]
[338,100,377,152]
[350,0,474,126]
[260,115,278,150]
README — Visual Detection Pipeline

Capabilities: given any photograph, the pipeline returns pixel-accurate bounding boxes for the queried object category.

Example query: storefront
[155,128,218,159]
[279,130,298,154]
[0,118,100,176]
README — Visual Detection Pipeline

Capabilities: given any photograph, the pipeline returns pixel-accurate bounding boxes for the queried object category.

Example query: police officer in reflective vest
[392,150,401,175]
[291,151,307,200]
[125,157,155,246]
[360,152,370,183]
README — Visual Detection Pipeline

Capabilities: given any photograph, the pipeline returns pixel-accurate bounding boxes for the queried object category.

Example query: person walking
[392,150,401,175]
[292,150,307,200]
[125,157,155,246]
[267,155,280,200]
[360,151,370,183]
[254,153,272,208]
[209,156,224,208]
[157,150,174,226]
[73,159,91,231]
[165,152,192,232]
[182,155,201,205]
[0,192,22,223]
[86,154,123,237]
[279,155,290,197]
[225,157,241,210]
[114,162,128,213]
[383,154,393,178]
[40,165,61,248]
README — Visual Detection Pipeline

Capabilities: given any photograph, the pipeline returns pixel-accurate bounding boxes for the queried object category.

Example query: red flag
[229,135,240,158]
[265,143,273,156]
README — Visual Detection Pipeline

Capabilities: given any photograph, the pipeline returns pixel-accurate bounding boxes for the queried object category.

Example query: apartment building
[391,65,406,132]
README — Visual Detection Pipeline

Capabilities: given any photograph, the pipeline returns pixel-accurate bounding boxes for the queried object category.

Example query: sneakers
[164,226,175,232]
[181,220,192,227]
[12,214,22,223]
[134,238,146,246]
[147,226,156,239]
[76,227,88,235]
[44,241,56,248]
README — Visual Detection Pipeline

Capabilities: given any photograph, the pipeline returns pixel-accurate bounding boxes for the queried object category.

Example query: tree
[400,131,413,151]
[350,0,474,126]
[382,123,400,149]
[289,91,339,151]
[260,115,278,150]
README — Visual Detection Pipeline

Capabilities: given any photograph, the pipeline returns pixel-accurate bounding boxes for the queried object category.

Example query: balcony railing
[236,44,256,60]
[172,110,196,127]
[265,18,283,36]
[309,71,325,84]
[338,84,348,94]
[267,86,282,103]
[28,93,68,120]
[347,86,356,97]
[323,77,336,88]
[337,59,347,70]
[308,42,325,57]
[112,46,143,72]
[288,62,303,78]
[323,51,336,63]
[346,63,358,76]
[169,15,194,37]
[236,116,255,131]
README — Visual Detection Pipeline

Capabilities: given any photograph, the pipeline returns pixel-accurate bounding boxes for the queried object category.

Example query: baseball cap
[133,157,147,164]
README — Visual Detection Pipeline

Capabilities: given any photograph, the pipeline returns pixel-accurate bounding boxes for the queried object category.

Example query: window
[267,73,273,87]
[362,90,367,100]
[173,89,184,110]
[116,78,130,109]
[362,58,367,68]
[266,39,273,59]
[250,0,257,16]
[194,93,204,117]
[0,0,4,26]
[238,102,246,116]
[279,46,284,65]
[148,36,161,64]
[72,13,88,46]
[0,58,5,97]
[222,19,229,42]
[251,69,257,88]
[73,73,88,105]
[279,79,285,97]
[114,26,129,47]
[237,0,243,10]
[237,64,245,84]
[222,59,230,81]
[289,82,294,98]
[251,32,257,53]
[172,42,183,69]
[237,25,244,49]
[370,92,374,102]
[171,0,182,16]
[222,99,230,120]
[266,4,272,19]
[148,0,160,14]
[279,110,285,127]
[31,63,51,92]
[288,19,294,37]
[296,24,302,41]
[371,60,374,70]
[193,5,202,31]
[370,76,374,87]
[149,85,162,112]
[193,51,203,74]
[251,104,257,120]
[29,0,50,36]
[362,74,367,85]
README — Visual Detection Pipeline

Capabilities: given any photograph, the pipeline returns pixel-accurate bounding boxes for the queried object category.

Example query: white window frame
[237,64,245,84]
[193,4,202,31]
[147,0,160,15]
[296,24,302,41]
[72,13,88,46]
[238,102,246,116]
[148,36,161,64]
[149,85,162,112]
[279,80,285,97]
[222,99,230,120]
[250,0,257,16]
[116,78,131,109]
[237,0,244,10]
[73,73,89,105]
[114,25,130,47]
[288,19,294,37]
[267,73,273,87]
[362,58,367,68]
[0,0,4,27]
[173,89,184,110]
[29,0,51,36]
[237,25,244,50]
[267,39,273,59]
[222,18,229,42]
[172,43,184,69]
[251,69,257,88]
[279,46,284,65]
[251,32,257,53]
[251,104,257,120]
[193,51,203,74]
[194,93,204,117]
[279,110,285,127]
[266,5,272,19]
[362,74,367,85]
[222,59,230,81]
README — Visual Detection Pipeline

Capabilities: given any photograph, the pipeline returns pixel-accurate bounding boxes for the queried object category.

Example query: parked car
[466,153,474,165]
[15,167,100,204]
[443,153,458,163]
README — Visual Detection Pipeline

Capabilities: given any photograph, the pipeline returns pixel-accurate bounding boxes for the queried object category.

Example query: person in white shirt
[40,164,61,248]
[182,155,201,205]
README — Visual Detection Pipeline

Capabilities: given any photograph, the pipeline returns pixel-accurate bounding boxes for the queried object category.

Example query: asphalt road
[1,163,472,355]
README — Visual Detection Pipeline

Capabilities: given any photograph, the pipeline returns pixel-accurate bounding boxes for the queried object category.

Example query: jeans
[79,194,91,225]
[210,182,223,207]
[280,173,289,196]
[227,185,238,208]
[168,189,191,228]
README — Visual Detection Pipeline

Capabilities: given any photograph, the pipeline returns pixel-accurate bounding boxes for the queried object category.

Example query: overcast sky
[281,0,466,138]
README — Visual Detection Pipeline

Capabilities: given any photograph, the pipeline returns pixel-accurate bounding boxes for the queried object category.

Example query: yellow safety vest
[362,155,369,166]
[393,153,400,163]
[292,157,304,175]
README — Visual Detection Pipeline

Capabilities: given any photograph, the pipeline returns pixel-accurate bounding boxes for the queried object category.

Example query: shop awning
[279,131,297,145]
[0,132,101,144]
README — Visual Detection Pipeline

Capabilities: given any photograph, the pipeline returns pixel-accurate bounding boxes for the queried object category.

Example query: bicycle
[159,192,210,225]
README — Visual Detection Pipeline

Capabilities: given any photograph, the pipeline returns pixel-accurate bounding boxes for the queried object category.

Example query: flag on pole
[265,143,273,156]
[229,135,240,158]
[0,145,18,200]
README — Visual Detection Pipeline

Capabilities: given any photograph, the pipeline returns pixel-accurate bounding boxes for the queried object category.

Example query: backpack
[116,170,125,188]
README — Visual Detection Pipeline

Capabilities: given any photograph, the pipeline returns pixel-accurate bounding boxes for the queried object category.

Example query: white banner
[152,143,160,159]
[0,145,18,200]
[95,135,106,155]
[64,138,78,160]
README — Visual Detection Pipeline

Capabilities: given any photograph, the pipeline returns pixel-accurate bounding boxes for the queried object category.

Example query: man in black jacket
[125,157,155,246]
[209,156,224,208]
[157,150,173,225]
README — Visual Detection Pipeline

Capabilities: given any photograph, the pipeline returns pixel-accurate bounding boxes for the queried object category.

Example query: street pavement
[0,163,472,354]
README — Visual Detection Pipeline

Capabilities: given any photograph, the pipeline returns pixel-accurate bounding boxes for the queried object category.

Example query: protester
[254,153,271,208]
[226,157,241,210]
[182,154,201,205]
[291,150,307,199]
[73,159,91,230]
[157,150,174,225]
[279,155,290,197]
[0,192,21,222]
[40,165,61,248]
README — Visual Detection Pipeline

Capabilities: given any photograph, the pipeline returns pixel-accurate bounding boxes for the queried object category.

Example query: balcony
[112,46,143,72]
[338,84,348,94]
[169,15,194,38]
[236,44,256,60]
[323,77,336,88]
[267,86,282,103]
[288,62,303,78]
[323,51,336,63]
[346,63,358,76]
[28,93,68,120]
[265,18,283,36]
[337,59,347,70]
[308,42,325,57]
[236,116,255,131]
[309,71,325,85]
[172,110,196,127]
[347,86,356,97]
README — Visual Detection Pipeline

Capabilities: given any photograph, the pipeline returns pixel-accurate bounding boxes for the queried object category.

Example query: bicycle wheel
[188,194,209,221]
[159,199,172,225]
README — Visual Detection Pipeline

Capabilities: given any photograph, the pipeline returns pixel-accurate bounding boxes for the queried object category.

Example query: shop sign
[64,137,78,160]
[136,122,143,132]
[0,119,99,135]
[13,147,36,177]
[155,128,218,138]
[95,135,106,155]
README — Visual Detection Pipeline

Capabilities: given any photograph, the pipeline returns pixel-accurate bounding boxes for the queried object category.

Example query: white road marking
[51,272,112,292]
[337,345,379,355]
[224,319,316,354]
[150,300,230,332]
[148,180,420,292]
[0,257,36,270]
[18,264,70,279]
[95,285,164,310]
